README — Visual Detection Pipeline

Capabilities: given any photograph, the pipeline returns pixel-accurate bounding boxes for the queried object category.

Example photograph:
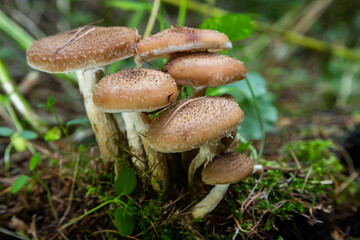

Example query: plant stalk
[245,77,265,162]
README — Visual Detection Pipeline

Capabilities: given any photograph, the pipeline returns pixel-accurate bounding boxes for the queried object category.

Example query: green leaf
[11,175,29,193]
[11,133,28,152]
[66,118,90,127]
[37,103,47,108]
[200,14,254,42]
[238,95,278,140]
[44,126,62,142]
[18,130,38,140]
[29,152,42,171]
[114,207,135,236]
[106,1,152,11]
[114,167,136,196]
[46,95,56,108]
[0,126,14,137]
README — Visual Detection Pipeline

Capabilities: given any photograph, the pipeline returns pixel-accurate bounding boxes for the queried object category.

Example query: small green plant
[0,94,38,176]
[62,167,137,237]
[38,95,90,153]
[11,152,59,220]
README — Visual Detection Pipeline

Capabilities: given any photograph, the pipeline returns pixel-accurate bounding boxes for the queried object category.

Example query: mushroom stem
[252,164,264,175]
[191,184,229,219]
[122,112,147,171]
[188,142,223,189]
[192,86,207,97]
[129,112,171,194]
[76,69,120,165]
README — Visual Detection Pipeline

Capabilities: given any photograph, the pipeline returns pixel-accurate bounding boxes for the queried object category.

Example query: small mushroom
[163,52,247,97]
[148,96,244,188]
[26,26,139,165]
[93,68,178,192]
[134,26,232,64]
[191,152,254,219]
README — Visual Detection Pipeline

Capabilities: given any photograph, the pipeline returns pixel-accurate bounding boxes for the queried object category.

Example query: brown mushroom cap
[148,96,243,152]
[202,152,254,185]
[134,26,232,64]
[27,26,139,73]
[93,68,178,112]
[163,52,247,87]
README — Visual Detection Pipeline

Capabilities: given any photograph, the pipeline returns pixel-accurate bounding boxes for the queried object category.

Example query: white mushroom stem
[127,112,171,193]
[188,142,223,188]
[252,164,264,175]
[122,112,147,171]
[76,69,120,165]
[192,86,207,97]
[191,184,229,219]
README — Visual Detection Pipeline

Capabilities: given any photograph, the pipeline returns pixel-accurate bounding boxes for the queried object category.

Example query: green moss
[227,139,343,237]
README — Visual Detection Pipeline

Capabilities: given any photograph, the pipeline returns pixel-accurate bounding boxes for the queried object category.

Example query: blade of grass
[0,60,47,134]
[143,0,161,38]
[177,0,187,26]
[0,10,34,50]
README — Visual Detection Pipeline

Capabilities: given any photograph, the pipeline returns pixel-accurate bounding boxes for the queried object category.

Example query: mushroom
[134,26,232,64]
[191,152,255,219]
[26,26,139,165]
[147,96,244,189]
[163,52,247,97]
[93,68,178,192]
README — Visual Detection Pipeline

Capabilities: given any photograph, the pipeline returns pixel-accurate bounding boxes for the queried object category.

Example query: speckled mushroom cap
[148,96,244,152]
[202,152,254,185]
[163,52,247,87]
[93,68,178,112]
[134,26,232,64]
[26,26,139,73]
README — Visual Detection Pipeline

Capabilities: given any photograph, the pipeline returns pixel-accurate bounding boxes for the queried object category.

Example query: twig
[30,215,39,240]
[59,149,81,224]
[290,150,302,171]
[240,175,263,213]
[336,171,359,195]
[57,228,70,240]
[300,164,313,193]
[0,227,25,240]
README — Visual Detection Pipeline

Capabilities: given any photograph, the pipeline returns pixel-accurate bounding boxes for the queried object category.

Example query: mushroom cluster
[135,26,256,219]
[26,25,258,220]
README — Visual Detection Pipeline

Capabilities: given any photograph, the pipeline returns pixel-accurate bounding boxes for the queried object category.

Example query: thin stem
[49,107,72,156]
[4,142,13,177]
[177,0,187,26]
[143,0,161,38]
[61,195,122,230]
[159,2,164,31]
[31,173,58,220]
[245,77,265,162]
[4,101,23,132]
